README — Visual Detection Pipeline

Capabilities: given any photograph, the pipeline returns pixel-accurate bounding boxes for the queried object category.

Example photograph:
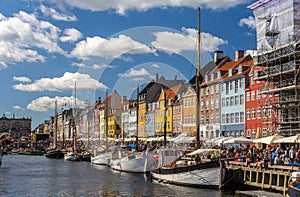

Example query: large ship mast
[195,7,201,149]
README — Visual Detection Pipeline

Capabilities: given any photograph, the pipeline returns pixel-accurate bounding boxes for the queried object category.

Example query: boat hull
[91,152,112,165]
[45,150,64,159]
[110,152,153,173]
[64,153,81,161]
[151,161,222,188]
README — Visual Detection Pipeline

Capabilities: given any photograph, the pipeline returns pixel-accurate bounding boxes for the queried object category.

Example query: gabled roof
[219,55,251,71]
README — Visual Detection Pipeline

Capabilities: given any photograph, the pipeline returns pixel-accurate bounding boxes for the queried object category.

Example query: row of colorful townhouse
[39,50,279,143]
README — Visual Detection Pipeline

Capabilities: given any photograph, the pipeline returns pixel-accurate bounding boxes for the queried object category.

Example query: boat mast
[72,82,77,153]
[195,7,201,149]
[163,88,167,147]
[135,85,139,150]
[105,90,108,151]
[54,100,58,150]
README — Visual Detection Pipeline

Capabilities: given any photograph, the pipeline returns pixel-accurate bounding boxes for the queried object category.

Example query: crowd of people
[220,144,300,169]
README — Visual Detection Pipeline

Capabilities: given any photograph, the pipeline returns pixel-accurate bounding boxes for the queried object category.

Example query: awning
[223,137,253,144]
[273,134,300,143]
[253,134,283,144]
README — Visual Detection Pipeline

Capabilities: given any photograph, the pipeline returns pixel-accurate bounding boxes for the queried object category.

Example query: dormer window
[238,65,242,74]
[228,69,232,76]
[218,71,221,79]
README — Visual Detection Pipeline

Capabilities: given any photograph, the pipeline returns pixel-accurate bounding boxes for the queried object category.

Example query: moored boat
[18,151,44,156]
[45,149,65,159]
[91,151,112,165]
[64,152,82,161]
[151,148,225,188]
[109,150,154,173]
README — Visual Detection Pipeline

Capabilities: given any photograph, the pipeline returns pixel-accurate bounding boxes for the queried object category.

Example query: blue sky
[0,0,257,129]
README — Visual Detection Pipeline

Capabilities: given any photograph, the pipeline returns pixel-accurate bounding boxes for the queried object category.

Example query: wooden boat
[18,151,44,156]
[151,149,225,188]
[150,8,227,189]
[45,149,64,159]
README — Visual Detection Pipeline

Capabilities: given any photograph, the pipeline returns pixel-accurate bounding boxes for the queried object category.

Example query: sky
[0,0,258,129]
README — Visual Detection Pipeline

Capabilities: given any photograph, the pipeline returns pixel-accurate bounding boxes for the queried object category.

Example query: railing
[257,61,296,78]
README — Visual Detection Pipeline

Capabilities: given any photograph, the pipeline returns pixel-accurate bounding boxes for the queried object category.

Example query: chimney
[214,50,223,63]
[156,73,159,82]
[174,75,177,80]
[235,50,244,61]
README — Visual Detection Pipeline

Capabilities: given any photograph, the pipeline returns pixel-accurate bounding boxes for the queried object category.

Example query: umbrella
[253,134,283,144]
[273,134,300,143]
[223,137,253,144]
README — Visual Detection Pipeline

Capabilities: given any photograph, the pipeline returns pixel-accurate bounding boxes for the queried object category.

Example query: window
[215,84,219,93]
[268,109,272,118]
[262,108,267,118]
[235,96,239,106]
[229,81,233,91]
[240,112,244,123]
[247,129,251,137]
[216,114,220,123]
[216,99,219,109]
[240,95,244,105]
[256,107,260,118]
[235,112,239,123]
[231,113,234,124]
[247,109,251,120]
[246,92,250,101]
[226,114,230,124]
[200,115,204,124]
[210,114,214,124]
[211,99,215,109]
[222,114,226,124]
[251,91,255,100]
[240,78,244,88]
[211,85,214,94]
[226,97,229,107]
[230,96,234,106]
[252,129,256,139]
[252,108,256,119]
[262,128,267,137]
[222,98,225,107]
[235,79,239,93]
[256,89,260,99]
[226,82,229,94]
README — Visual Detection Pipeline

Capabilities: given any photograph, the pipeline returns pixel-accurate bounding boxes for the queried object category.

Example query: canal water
[0,155,234,196]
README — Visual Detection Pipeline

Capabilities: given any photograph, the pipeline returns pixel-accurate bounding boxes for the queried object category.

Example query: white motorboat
[109,150,155,173]
[91,151,112,165]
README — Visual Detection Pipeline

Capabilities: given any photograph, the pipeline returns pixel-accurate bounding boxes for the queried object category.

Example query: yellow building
[181,86,196,136]
[154,88,176,135]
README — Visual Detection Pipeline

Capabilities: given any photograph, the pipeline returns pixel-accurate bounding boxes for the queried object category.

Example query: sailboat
[64,83,82,161]
[109,86,154,173]
[150,7,226,188]
[91,90,114,165]
[45,100,65,159]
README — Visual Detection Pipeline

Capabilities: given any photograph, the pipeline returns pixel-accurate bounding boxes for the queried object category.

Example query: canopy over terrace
[253,134,284,144]
[223,137,253,144]
[273,134,300,143]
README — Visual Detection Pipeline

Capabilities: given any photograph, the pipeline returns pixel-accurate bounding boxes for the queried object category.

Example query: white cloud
[26,96,86,112]
[151,27,227,54]
[12,72,107,92]
[13,76,32,83]
[0,11,65,65]
[91,64,116,70]
[151,64,160,68]
[70,35,155,59]
[63,0,250,15]
[239,16,256,29]
[60,28,82,42]
[13,105,23,110]
[118,68,154,79]
[71,62,85,67]
[40,5,77,21]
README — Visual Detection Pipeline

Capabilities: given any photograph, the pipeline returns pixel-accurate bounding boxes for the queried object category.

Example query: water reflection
[0,155,233,196]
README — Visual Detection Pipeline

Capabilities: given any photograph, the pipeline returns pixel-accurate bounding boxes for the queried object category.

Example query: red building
[245,65,279,139]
